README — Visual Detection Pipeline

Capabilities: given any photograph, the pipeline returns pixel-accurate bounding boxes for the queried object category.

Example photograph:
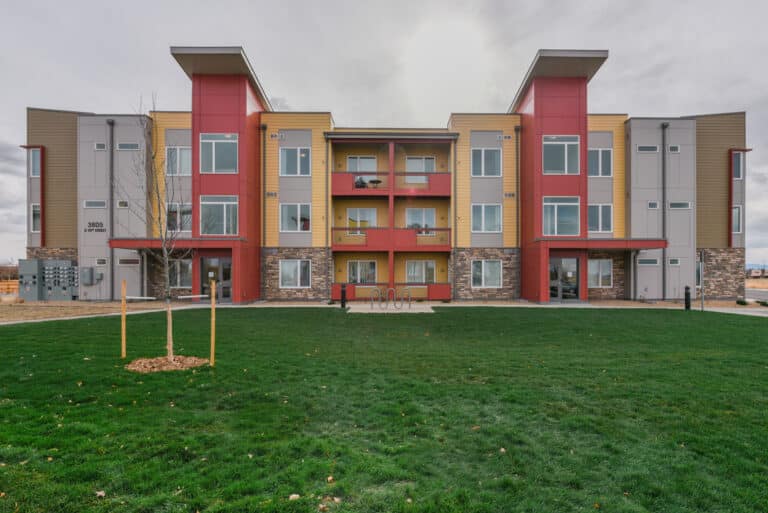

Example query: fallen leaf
[76,381,83,387]
[318,505,328,512]
[0,492,5,498]
[499,447,506,454]
[288,493,300,501]
[46,456,53,462]
[406,498,413,503]
[95,490,106,498]
[247,453,253,459]
[471,425,481,431]
[326,475,335,483]
[333,497,341,503]
[594,503,600,509]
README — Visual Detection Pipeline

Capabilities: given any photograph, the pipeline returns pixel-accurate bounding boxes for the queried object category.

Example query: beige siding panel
[149,112,191,237]
[695,113,745,248]
[588,114,628,238]
[27,109,80,249]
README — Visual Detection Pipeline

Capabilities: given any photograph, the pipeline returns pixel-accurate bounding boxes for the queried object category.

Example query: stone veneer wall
[27,247,78,261]
[698,247,745,298]
[263,248,331,301]
[452,248,520,300]
[587,251,626,300]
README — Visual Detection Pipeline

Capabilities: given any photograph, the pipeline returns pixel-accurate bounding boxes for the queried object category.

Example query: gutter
[260,123,267,300]
[107,118,115,300]
[661,122,669,300]
[514,125,522,297]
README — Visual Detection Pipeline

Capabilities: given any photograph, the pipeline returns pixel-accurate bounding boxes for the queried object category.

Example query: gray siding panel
[470,130,502,148]
[471,232,503,247]
[588,131,613,148]
[279,232,312,247]
[165,129,191,147]
[279,130,312,148]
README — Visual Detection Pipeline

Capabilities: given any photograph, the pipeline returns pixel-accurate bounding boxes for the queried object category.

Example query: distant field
[0,308,766,512]
[746,278,768,289]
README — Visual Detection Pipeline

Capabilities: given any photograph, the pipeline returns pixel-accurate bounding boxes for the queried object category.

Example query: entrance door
[549,257,579,301]
[201,257,232,301]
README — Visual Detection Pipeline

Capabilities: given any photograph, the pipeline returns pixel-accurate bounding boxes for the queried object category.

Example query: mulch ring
[125,356,209,373]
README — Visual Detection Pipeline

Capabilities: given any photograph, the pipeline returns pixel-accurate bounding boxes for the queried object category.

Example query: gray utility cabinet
[18,259,44,302]
[18,259,79,301]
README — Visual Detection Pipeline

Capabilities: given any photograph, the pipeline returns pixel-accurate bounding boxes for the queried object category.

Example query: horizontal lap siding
[588,115,628,238]
[149,112,191,237]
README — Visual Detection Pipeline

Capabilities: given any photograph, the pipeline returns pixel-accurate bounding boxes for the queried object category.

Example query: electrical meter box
[18,259,44,302]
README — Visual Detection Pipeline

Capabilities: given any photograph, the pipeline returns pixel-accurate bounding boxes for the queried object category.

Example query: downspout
[514,125,521,298]
[452,139,458,300]
[325,138,330,300]
[107,119,115,300]
[661,122,669,300]
[260,123,267,300]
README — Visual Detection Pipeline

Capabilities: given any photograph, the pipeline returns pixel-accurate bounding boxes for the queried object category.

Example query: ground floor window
[169,259,192,288]
[348,260,376,284]
[280,259,311,288]
[471,260,502,288]
[30,204,40,233]
[588,259,612,288]
[406,260,435,283]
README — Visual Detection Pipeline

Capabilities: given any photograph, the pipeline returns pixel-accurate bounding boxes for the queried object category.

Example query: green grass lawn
[0,307,766,512]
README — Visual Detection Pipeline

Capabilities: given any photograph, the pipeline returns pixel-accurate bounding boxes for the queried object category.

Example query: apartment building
[23,47,748,303]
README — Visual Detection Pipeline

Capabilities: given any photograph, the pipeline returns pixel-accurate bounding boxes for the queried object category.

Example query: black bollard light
[341,283,347,309]
[684,285,691,311]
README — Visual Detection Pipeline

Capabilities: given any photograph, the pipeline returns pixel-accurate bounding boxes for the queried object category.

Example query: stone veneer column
[263,248,331,301]
[697,248,745,299]
[453,248,520,300]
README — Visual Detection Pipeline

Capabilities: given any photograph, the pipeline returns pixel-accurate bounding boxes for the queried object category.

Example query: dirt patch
[0,301,169,323]
[125,355,209,373]
[746,279,768,290]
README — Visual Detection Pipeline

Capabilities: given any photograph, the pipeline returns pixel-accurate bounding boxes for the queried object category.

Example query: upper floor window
[28,148,41,177]
[732,205,742,233]
[167,203,192,232]
[733,152,745,180]
[200,195,238,235]
[588,204,612,233]
[30,204,41,233]
[405,156,435,183]
[543,136,579,175]
[669,201,691,209]
[84,200,107,209]
[280,147,311,176]
[406,208,436,234]
[543,197,579,236]
[201,134,238,174]
[587,148,612,177]
[471,204,502,233]
[94,143,107,151]
[347,207,377,234]
[637,145,658,153]
[471,148,501,177]
[117,143,140,151]
[280,203,311,232]
[347,156,377,173]
[669,145,680,153]
[166,146,192,176]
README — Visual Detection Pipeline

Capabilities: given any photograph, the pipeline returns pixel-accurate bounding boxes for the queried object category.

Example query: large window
[200,134,238,174]
[169,259,192,288]
[347,207,377,234]
[117,143,140,151]
[732,205,742,233]
[280,203,311,232]
[166,146,192,176]
[471,148,501,177]
[280,259,311,288]
[31,204,40,233]
[543,197,580,236]
[348,260,376,284]
[406,208,436,234]
[543,136,579,174]
[471,260,502,288]
[733,152,745,180]
[405,156,435,183]
[588,204,612,233]
[200,196,238,235]
[28,148,41,177]
[280,147,311,176]
[588,259,612,288]
[406,260,436,284]
[167,203,192,232]
[471,204,502,233]
[587,148,612,177]
[347,156,378,185]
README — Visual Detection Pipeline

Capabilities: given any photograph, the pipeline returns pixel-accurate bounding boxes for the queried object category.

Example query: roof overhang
[171,46,273,111]
[110,238,244,250]
[534,238,667,250]
[508,49,609,113]
[325,132,459,142]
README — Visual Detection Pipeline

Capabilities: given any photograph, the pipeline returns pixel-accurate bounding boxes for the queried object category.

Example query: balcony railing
[331,227,391,250]
[392,228,451,250]
[394,172,451,196]
[332,172,390,195]
[331,282,451,301]
[331,227,451,251]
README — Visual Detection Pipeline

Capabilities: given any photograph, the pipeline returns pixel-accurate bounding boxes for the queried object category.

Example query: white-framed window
[733,152,745,180]
[471,260,502,288]
[406,260,436,284]
[669,201,691,209]
[669,145,680,153]
[279,259,311,288]
[588,204,612,233]
[648,201,659,209]
[95,258,107,266]
[280,147,311,176]
[471,204,502,233]
[347,156,377,173]
[638,258,659,266]
[200,133,238,174]
[94,143,106,151]
[732,205,742,233]
[117,200,129,209]
[405,156,435,183]
[587,148,612,177]
[30,204,41,233]
[405,208,436,234]
[347,207,377,234]
[588,259,612,288]
[167,203,192,232]
[543,197,580,236]
[118,258,140,265]
[169,259,192,288]
[637,145,659,153]
[348,260,376,284]
[471,148,501,177]
[84,200,107,209]
[166,146,192,176]
[200,195,238,235]
[28,148,41,177]
[543,136,579,174]
[669,258,681,266]
[117,143,139,151]
[280,203,311,232]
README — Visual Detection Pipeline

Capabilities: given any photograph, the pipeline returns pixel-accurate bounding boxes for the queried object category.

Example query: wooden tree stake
[121,279,127,358]
[210,279,216,367]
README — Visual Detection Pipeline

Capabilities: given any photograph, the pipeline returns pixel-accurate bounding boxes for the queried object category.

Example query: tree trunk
[166,297,174,361]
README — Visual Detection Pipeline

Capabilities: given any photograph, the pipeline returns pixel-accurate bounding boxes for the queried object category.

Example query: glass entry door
[201,257,232,301]
[549,257,579,301]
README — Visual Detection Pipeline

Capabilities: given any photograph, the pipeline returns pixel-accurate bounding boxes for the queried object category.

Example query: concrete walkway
[347,302,434,314]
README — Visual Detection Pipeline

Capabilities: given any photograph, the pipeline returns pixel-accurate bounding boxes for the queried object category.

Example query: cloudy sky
[1,0,766,263]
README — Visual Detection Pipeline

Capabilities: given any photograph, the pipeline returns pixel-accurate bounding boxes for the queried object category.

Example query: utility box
[18,259,44,302]
[80,267,94,287]
[43,260,78,301]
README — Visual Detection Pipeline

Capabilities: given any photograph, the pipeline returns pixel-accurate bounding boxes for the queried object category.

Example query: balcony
[331,282,451,301]
[331,227,451,251]
[332,172,390,196]
[394,172,451,196]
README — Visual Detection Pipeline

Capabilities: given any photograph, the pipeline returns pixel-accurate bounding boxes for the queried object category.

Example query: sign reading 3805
[84,221,106,233]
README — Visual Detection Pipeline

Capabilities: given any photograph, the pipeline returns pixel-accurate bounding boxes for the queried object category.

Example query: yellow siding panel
[588,114,628,238]
[148,112,191,237]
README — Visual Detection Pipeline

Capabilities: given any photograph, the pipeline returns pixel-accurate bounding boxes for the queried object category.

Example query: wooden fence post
[121,279,127,359]
[210,279,216,367]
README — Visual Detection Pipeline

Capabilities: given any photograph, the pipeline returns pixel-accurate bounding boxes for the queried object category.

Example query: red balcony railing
[394,172,451,196]
[331,227,391,250]
[331,282,451,301]
[331,227,451,251]
[392,228,451,250]
[395,283,452,300]
[332,172,390,195]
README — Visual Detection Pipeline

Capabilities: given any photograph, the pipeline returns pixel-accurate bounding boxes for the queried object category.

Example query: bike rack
[369,286,413,310]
